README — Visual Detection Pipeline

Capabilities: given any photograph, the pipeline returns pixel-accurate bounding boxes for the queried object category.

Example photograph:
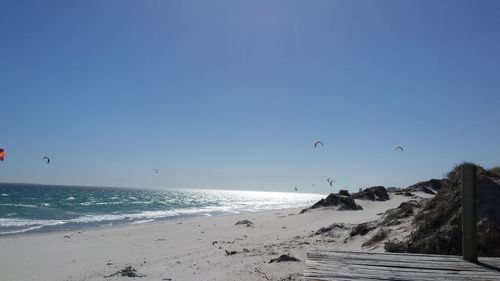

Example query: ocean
[0,183,325,235]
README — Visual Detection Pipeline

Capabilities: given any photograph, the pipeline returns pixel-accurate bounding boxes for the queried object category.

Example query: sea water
[0,183,325,235]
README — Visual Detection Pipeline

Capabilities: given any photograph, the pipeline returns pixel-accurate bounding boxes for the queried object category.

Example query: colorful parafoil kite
[43,157,50,164]
[314,141,324,148]
[0,148,4,161]
[395,146,404,152]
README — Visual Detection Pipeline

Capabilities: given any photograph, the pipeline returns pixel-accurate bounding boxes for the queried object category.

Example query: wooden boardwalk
[304,250,500,281]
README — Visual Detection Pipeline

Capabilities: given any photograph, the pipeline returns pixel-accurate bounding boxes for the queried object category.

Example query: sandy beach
[0,194,419,281]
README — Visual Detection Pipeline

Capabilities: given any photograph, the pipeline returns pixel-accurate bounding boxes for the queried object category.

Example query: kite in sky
[0,148,4,161]
[314,141,324,148]
[395,146,404,152]
[327,178,335,188]
[43,156,50,164]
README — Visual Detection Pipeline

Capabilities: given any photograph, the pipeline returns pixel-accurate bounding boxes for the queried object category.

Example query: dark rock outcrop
[300,193,362,213]
[339,190,350,197]
[404,179,443,194]
[386,187,401,193]
[352,186,389,201]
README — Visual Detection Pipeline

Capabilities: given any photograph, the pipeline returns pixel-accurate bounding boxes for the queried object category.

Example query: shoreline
[0,202,322,238]
[0,194,414,281]
[0,205,305,239]
[0,185,327,237]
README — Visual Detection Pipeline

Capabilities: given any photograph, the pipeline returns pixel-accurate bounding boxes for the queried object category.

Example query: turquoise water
[0,183,324,235]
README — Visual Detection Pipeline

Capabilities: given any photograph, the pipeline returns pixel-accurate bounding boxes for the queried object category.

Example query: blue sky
[1,0,499,193]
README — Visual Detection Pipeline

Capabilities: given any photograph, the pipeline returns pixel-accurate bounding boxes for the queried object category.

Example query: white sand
[0,194,419,281]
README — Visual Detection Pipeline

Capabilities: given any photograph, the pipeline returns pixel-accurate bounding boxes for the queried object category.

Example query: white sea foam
[0,226,45,235]
[0,203,38,208]
[0,218,65,227]
[131,219,155,224]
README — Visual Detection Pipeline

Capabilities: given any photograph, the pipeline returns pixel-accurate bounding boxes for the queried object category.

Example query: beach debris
[395,146,404,152]
[242,248,250,252]
[269,254,301,263]
[280,273,303,281]
[235,220,254,227]
[43,156,50,164]
[63,235,71,238]
[153,168,159,173]
[0,148,4,161]
[104,266,143,278]
[225,250,238,256]
[255,268,275,281]
[314,140,324,148]
[212,241,218,245]
[352,186,389,201]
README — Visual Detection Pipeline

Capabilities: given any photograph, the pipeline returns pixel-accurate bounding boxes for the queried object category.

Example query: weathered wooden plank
[308,254,480,268]
[306,262,500,279]
[310,250,479,262]
[304,250,500,281]
[304,262,500,281]
[307,254,497,272]
[308,250,500,268]
[307,258,500,275]
[305,264,500,280]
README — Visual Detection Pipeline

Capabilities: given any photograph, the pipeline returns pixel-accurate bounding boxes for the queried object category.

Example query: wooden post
[462,165,478,262]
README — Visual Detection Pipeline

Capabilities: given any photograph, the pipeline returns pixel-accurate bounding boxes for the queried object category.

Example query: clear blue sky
[1,0,499,193]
